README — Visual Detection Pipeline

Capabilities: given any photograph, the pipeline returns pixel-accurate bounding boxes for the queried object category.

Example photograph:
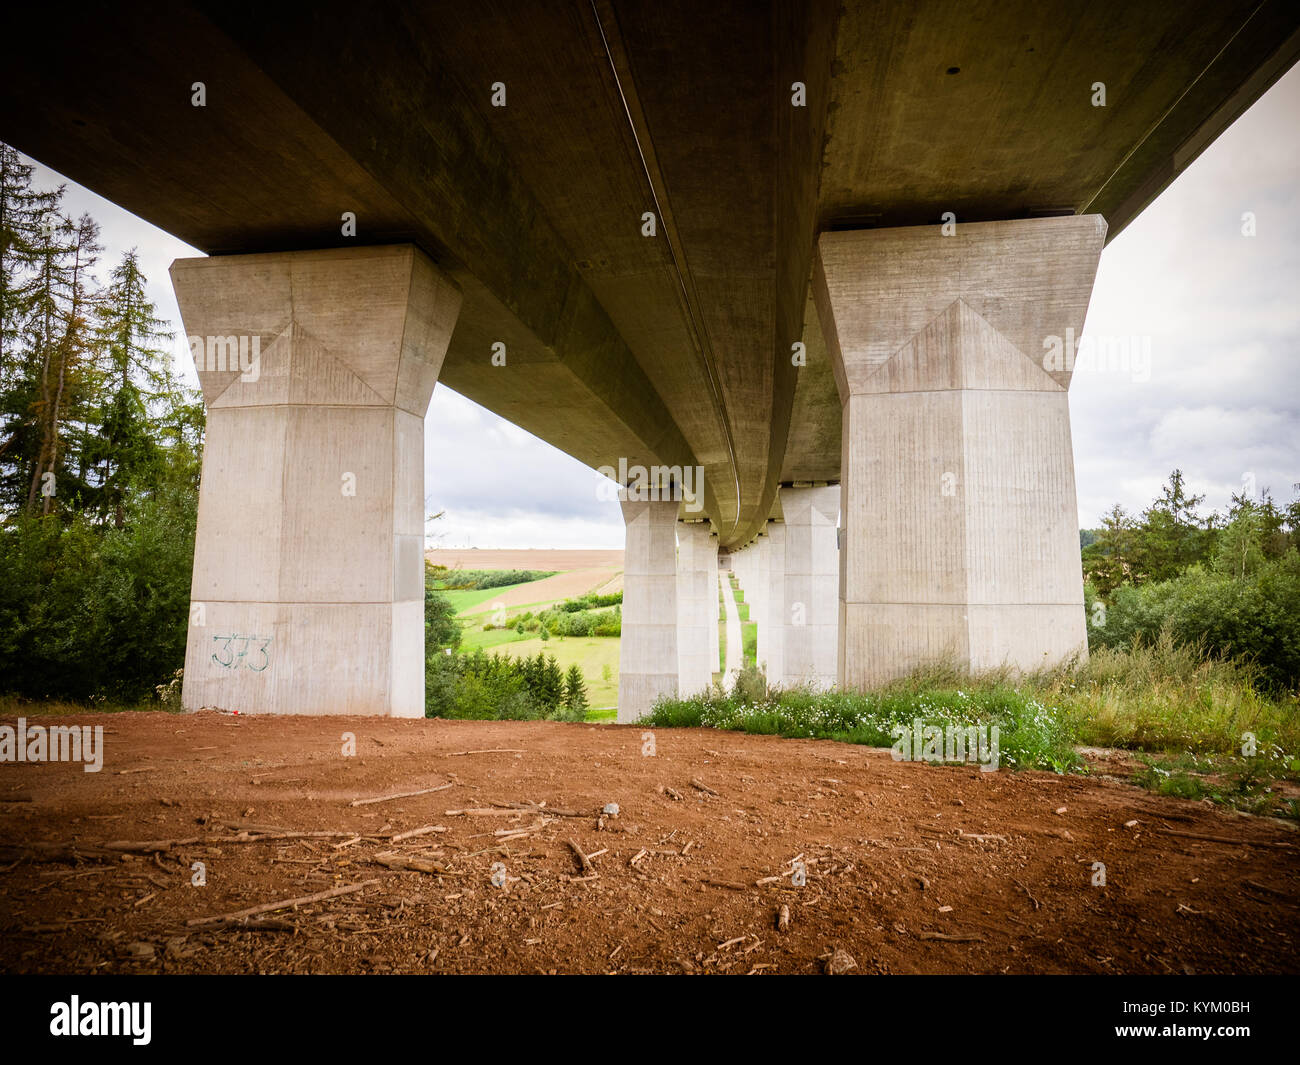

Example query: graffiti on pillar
[211,634,273,672]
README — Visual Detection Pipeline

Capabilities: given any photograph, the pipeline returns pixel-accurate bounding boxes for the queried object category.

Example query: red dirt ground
[1,712,1296,974]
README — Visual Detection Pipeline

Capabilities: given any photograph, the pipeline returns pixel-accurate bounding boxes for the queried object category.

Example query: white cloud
[1072,62,1300,525]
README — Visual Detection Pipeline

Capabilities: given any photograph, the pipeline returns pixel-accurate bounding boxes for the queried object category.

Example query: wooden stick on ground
[445,808,532,817]
[690,778,719,797]
[348,783,453,807]
[1013,878,1040,910]
[446,749,526,756]
[489,800,591,818]
[388,825,449,842]
[1153,828,1293,849]
[918,931,985,942]
[1243,878,1292,897]
[187,879,379,927]
[567,838,596,876]
[370,852,459,876]
[203,917,298,933]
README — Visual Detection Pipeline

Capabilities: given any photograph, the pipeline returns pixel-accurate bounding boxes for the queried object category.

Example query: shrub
[0,483,196,702]
[646,682,1081,773]
[425,647,589,723]
[433,568,554,591]
[1089,555,1300,691]
[424,579,462,651]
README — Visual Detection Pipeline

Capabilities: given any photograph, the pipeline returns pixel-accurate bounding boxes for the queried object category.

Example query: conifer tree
[563,664,589,715]
[88,250,172,525]
[0,145,60,371]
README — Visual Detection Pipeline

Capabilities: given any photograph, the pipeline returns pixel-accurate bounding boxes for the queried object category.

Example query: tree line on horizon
[1080,469,1300,595]
[1081,470,1300,690]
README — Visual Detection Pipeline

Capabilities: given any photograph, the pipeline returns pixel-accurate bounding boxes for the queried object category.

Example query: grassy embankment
[646,633,1300,820]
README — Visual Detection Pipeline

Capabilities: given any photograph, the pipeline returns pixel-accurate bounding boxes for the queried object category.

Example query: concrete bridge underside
[3,1,1296,717]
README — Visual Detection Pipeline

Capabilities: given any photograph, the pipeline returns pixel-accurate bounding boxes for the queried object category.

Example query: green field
[441,565,624,717]
[459,626,537,652]
[480,634,621,708]
[440,583,534,614]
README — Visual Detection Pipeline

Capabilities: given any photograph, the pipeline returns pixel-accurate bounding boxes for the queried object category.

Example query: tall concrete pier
[814,216,1105,688]
[173,246,461,716]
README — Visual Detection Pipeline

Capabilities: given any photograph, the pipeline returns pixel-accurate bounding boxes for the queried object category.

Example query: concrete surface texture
[675,522,716,698]
[762,523,788,685]
[815,217,1105,688]
[172,245,462,715]
[780,485,840,690]
[720,569,742,686]
[755,534,771,680]
[707,531,721,676]
[617,498,679,722]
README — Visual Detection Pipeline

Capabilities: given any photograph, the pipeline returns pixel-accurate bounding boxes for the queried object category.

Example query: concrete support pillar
[676,521,715,697]
[618,498,679,721]
[762,523,787,685]
[814,216,1105,688]
[754,532,770,674]
[707,532,720,677]
[781,485,839,689]
[171,245,461,716]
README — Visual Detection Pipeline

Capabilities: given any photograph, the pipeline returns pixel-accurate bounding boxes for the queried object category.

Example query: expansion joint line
[589,0,742,537]
[1081,0,1265,218]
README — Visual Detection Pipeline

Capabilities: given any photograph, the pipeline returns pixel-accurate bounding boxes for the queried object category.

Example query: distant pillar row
[707,532,720,677]
[732,539,757,669]
[760,524,786,684]
[753,534,769,675]
[617,497,679,723]
[815,215,1105,689]
[173,245,461,717]
[675,521,716,698]
[780,485,840,689]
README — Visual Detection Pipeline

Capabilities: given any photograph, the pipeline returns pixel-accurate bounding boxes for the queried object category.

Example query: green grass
[0,694,177,716]
[647,682,1080,772]
[459,626,538,652]
[718,601,727,675]
[441,583,534,614]
[742,622,757,667]
[642,634,1300,817]
[718,580,727,674]
[1132,754,1299,820]
[732,583,750,623]
[1047,638,1298,754]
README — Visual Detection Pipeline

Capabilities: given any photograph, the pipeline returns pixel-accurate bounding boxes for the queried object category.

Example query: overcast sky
[26,63,1298,548]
